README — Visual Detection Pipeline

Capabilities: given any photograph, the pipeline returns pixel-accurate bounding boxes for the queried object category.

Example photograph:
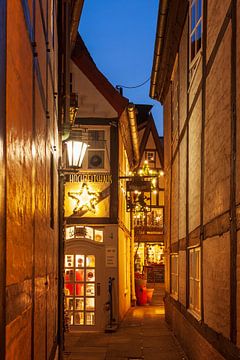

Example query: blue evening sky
[79,0,163,135]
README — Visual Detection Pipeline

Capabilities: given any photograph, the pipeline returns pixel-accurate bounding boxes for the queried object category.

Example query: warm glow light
[152,178,157,187]
[66,140,88,167]
[159,170,164,176]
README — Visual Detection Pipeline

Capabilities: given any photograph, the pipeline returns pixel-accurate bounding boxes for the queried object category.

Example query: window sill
[170,293,178,301]
[187,308,201,321]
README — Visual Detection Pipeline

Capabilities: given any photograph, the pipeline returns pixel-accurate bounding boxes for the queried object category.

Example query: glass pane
[65,283,74,296]
[85,227,94,240]
[66,297,74,310]
[75,269,84,282]
[74,312,84,325]
[197,0,202,21]
[88,130,105,141]
[94,229,103,242]
[75,226,86,238]
[86,297,95,311]
[75,298,84,311]
[86,255,95,268]
[189,251,193,277]
[86,283,95,296]
[191,3,196,31]
[67,312,73,325]
[86,312,95,326]
[75,283,84,296]
[191,33,196,61]
[189,279,194,306]
[65,255,74,267]
[88,150,104,168]
[65,226,75,240]
[65,269,74,282]
[76,255,85,268]
[86,269,95,282]
[196,23,202,52]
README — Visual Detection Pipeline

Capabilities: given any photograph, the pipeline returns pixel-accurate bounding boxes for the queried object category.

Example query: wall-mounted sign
[105,247,117,268]
[67,173,112,183]
[64,181,110,218]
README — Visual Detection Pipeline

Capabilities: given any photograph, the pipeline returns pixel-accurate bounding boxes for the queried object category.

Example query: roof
[72,34,129,117]
[136,105,164,168]
[150,0,188,103]
[135,104,153,126]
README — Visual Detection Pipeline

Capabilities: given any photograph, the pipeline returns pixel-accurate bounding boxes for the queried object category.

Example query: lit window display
[65,225,104,243]
[64,254,96,326]
[134,243,164,272]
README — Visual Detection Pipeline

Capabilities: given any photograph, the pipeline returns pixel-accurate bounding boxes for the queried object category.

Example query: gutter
[150,0,169,101]
[127,103,140,170]
[70,0,84,52]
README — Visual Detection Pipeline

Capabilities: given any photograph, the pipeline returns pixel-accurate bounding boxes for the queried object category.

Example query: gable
[71,61,118,118]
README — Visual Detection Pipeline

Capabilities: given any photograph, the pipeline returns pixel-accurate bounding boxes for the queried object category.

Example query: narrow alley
[1,1,240,360]
[64,286,187,360]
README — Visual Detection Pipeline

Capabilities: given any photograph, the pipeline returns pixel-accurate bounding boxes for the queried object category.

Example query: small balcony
[134,209,164,235]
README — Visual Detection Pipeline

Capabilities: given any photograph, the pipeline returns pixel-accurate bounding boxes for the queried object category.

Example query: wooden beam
[0,0,7,357]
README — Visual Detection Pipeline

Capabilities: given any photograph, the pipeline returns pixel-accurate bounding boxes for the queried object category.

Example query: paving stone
[64,289,187,360]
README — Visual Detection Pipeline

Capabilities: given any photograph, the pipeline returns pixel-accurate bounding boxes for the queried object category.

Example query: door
[64,242,106,331]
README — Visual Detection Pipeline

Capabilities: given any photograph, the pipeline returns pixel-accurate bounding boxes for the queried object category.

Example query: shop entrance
[64,238,107,331]
[134,241,165,306]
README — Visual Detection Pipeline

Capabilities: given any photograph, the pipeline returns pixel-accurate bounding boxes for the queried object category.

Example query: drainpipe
[150,0,169,100]
[62,0,71,141]
[130,213,136,306]
[127,103,139,306]
[127,103,140,170]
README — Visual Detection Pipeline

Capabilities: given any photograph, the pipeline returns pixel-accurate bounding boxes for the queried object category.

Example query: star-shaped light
[68,183,99,214]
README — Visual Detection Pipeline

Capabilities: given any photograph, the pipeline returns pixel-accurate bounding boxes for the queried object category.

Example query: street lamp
[65,139,89,168]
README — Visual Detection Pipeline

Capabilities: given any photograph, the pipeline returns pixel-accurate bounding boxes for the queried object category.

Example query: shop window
[65,226,103,243]
[189,247,201,318]
[170,254,178,299]
[189,0,202,76]
[64,254,96,326]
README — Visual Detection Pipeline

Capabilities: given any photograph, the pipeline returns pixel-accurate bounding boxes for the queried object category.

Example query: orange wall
[5,0,59,358]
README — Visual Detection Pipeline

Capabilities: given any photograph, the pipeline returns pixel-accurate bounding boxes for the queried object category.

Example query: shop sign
[67,172,112,183]
[64,181,110,218]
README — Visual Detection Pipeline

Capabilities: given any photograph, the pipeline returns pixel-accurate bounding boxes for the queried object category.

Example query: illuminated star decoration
[68,183,99,214]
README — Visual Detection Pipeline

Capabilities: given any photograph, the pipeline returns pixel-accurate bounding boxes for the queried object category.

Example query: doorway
[64,238,107,331]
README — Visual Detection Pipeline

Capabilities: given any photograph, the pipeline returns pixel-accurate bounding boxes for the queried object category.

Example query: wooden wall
[2,1,59,358]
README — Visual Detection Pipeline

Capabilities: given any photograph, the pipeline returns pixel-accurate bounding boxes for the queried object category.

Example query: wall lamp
[65,139,89,168]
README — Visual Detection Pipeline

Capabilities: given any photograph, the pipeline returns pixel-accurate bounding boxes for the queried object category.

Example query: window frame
[188,246,201,319]
[170,253,179,300]
[189,0,203,77]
